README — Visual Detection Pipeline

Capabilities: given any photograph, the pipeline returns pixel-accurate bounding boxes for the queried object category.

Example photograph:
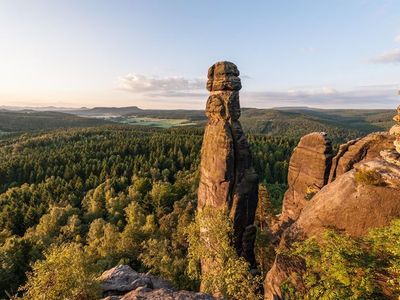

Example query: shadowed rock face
[198,61,259,267]
[277,132,333,228]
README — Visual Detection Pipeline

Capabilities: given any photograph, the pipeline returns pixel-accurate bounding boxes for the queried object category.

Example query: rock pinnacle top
[206,61,242,92]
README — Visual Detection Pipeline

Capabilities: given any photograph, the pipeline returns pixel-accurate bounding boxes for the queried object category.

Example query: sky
[0,0,399,109]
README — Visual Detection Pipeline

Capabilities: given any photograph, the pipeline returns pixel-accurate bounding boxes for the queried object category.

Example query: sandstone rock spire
[198,61,259,266]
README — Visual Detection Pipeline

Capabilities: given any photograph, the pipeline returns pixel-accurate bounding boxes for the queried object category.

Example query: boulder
[119,288,215,300]
[264,157,400,299]
[278,132,333,226]
[100,265,141,295]
[99,265,173,297]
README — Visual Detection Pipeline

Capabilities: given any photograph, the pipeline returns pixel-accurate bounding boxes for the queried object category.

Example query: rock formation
[329,132,395,182]
[197,61,259,268]
[392,105,400,153]
[277,132,333,228]
[264,106,400,299]
[265,156,400,299]
[381,106,400,166]
[99,265,215,300]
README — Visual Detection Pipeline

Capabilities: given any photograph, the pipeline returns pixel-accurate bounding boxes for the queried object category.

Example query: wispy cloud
[287,87,337,97]
[370,48,400,63]
[117,74,398,109]
[300,47,317,53]
[118,74,205,93]
[243,84,399,109]
[395,34,400,43]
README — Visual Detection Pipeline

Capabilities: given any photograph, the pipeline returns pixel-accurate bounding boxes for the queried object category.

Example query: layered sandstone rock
[265,150,400,299]
[329,132,395,182]
[278,132,333,226]
[197,62,259,268]
[99,265,174,297]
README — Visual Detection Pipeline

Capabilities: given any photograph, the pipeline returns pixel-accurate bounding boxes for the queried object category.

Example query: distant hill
[65,106,143,117]
[240,107,395,142]
[1,106,395,143]
[0,110,110,133]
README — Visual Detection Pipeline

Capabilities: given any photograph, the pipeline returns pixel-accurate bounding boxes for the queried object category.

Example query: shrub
[281,219,400,299]
[304,186,319,200]
[21,243,101,300]
[187,207,262,300]
[354,169,386,186]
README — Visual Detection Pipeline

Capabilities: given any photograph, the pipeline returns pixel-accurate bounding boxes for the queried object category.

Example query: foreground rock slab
[118,288,215,300]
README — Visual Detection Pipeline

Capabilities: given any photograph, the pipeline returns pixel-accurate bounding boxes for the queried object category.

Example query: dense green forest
[0,108,396,298]
[0,125,293,297]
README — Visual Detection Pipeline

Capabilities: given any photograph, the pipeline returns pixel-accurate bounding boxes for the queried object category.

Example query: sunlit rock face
[197,61,259,272]
[264,103,400,300]
[277,132,333,230]
[391,105,400,154]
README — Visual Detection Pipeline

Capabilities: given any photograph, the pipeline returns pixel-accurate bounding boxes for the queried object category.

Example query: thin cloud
[287,87,337,97]
[370,49,400,64]
[243,85,399,109]
[118,74,205,92]
[300,47,317,53]
[395,34,400,43]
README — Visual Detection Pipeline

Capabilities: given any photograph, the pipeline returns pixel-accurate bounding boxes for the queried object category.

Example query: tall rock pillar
[198,61,259,268]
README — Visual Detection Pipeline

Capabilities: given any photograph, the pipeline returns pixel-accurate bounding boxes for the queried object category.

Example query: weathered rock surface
[278,132,333,226]
[100,265,173,297]
[198,61,258,268]
[328,132,395,182]
[264,157,400,299]
[100,265,215,299]
[390,105,400,153]
[118,288,215,300]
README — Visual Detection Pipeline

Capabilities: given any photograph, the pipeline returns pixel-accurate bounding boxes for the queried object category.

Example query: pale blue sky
[0,0,399,109]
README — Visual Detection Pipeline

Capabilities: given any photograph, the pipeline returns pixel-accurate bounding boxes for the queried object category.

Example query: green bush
[21,243,101,300]
[354,169,386,186]
[187,207,262,300]
[281,219,400,299]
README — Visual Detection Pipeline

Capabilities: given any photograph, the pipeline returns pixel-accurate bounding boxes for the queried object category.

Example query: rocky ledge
[100,265,215,300]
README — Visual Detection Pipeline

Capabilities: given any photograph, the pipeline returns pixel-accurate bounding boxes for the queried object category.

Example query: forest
[0,125,293,297]
[0,112,398,299]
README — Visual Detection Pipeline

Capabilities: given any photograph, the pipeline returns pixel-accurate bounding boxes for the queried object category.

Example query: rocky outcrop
[264,155,400,299]
[328,132,395,182]
[116,288,215,300]
[390,105,400,154]
[278,132,333,226]
[197,62,258,267]
[100,265,173,297]
[100,265,214,300]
